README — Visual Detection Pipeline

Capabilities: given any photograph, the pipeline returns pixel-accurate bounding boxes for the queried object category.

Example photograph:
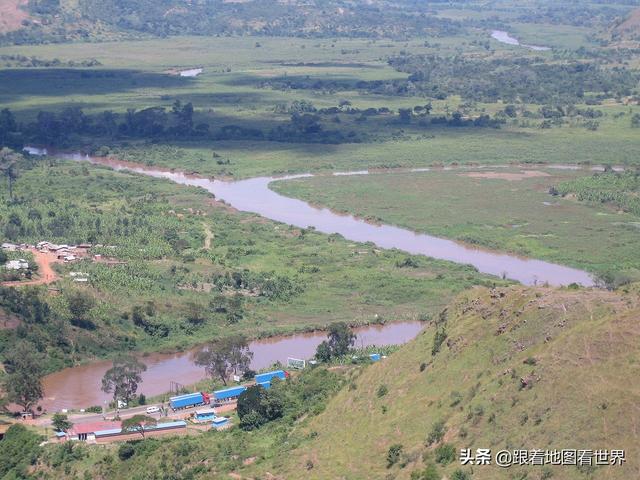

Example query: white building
[5,259,29,270]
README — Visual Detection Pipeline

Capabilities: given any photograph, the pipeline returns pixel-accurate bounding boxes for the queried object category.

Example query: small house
[5,259,29,270]
[194,407,217,422]
[211,417,230,430]
[67,420,121,442]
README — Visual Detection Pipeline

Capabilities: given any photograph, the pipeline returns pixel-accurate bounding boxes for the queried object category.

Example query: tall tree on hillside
[0,147,21,201]
[101,356,147,406]
[195,335,253,385]
[2,341,44,412]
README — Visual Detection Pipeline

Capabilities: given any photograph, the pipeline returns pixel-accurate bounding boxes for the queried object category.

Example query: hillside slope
[255,285,640,479]
[611,7,640,44]
[0,0,29,34]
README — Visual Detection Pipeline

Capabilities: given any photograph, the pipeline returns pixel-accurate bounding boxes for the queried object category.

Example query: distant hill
[0,0,30,34]
[611,7,640,43]
[0,0,463,45]
[261,285,640,479]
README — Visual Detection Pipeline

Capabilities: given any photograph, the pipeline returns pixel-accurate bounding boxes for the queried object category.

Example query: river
[29,148,597,409]
[42,321,423,411]
[50,151,593,287]
[491,30,551,51]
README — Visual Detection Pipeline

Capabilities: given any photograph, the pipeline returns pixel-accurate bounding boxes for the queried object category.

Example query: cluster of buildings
[36,241,92,262]
[2,243,30,271]
[58,420,192,444]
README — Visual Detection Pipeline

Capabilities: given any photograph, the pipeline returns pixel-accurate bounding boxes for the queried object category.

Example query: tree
[51,413,73,433]
[121,415,157,438]
[101,356,147,406]
[398,108,412,123]
[315,322,356,361]
[66,290,95,329]
[2,341,44,412]
[0,147,21,201]
[0,425,43,478]
[194,335,253,385]
[237,385,284,430]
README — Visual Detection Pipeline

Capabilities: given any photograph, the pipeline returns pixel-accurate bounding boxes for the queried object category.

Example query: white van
[146,405,161,414]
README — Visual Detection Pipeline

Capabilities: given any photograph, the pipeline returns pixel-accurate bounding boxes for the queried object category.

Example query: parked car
[146,405,161,414]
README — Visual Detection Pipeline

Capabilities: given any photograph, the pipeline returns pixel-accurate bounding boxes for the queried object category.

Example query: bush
[387,444,403,468]
[377,385,389,398]
[435,443,456,465]
[411,464,440,480]
[0,425,43,478]
[426,420,446,445]
[431,329,447,356]
[118,443,136,461]
[451,469,471,480]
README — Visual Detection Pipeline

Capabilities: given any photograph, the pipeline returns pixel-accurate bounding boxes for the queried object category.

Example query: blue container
[214,385,247,401]
[369,353,381,362]
[254,370,286,384]
[170,392,204,410]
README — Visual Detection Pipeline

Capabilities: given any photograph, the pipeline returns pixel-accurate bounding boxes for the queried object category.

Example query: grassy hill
[15,284,639,479]
[611,7,640,44]
[250,284,640,479]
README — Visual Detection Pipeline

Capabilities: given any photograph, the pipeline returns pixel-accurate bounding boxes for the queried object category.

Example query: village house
[5,259,29,270]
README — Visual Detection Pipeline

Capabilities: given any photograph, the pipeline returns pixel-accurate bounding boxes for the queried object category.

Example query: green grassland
[2,33,638,180]
[273,167,640,282]
[0,159,498,371]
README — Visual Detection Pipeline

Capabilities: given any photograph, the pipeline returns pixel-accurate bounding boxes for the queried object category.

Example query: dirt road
[1,249,60,287]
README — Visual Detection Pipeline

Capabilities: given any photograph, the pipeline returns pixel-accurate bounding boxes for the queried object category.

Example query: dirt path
[1,249,60,287]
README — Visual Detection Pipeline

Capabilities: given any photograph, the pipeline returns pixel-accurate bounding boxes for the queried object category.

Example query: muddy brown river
[28,148,597,410]
[42,322,423,410]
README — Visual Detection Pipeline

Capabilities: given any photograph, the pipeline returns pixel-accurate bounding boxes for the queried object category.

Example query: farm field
[1,35,639,180]
[274,167,640,283]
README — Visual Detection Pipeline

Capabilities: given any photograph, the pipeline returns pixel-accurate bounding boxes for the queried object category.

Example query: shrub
[411,463,440,480]
[387,444,404,468]
[431,329,447,356]
[451,470,471,480]
[435,443,456,465]
[426,420,446,445]
[449,391,463,407]
[377,385,389,398]
[118,443,136,461]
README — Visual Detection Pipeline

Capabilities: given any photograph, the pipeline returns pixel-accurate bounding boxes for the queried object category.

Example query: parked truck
[254,370,287,384]
[169,392,210,410]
